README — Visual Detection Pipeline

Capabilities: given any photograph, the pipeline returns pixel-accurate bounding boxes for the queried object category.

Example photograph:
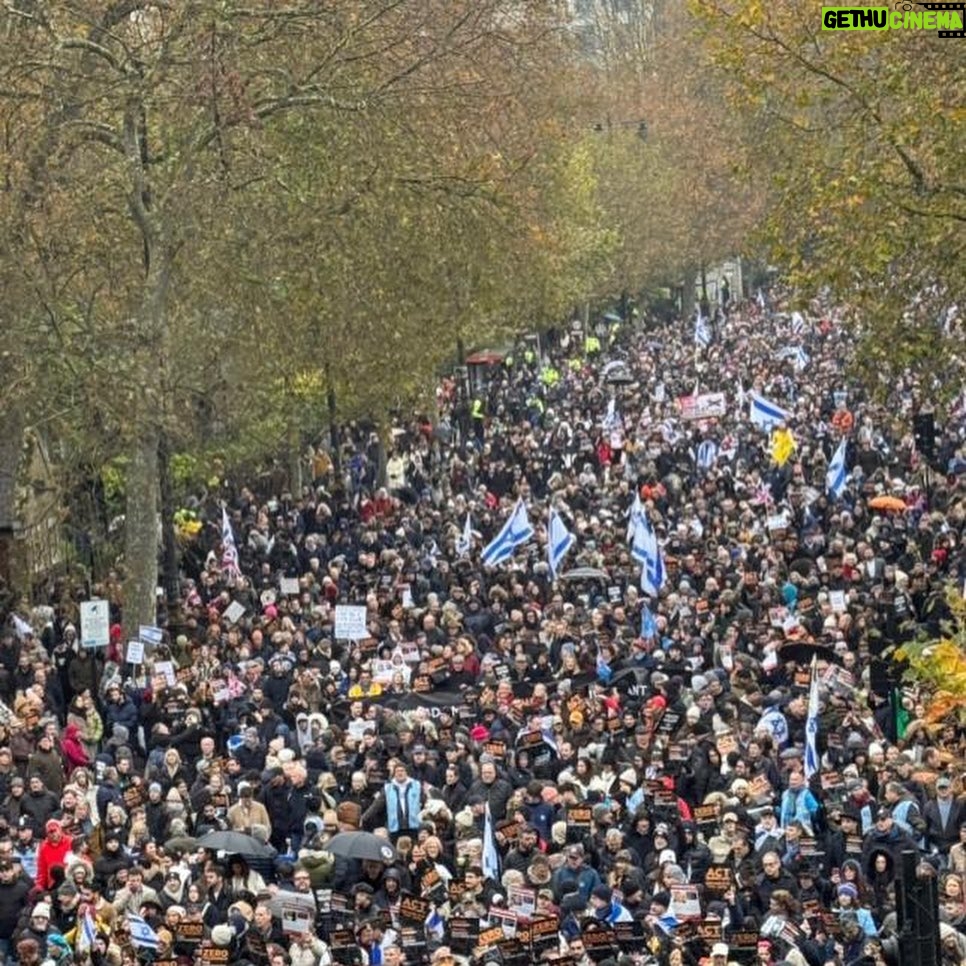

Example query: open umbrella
[198,830,274,857]
[868,495,907,512]
[325,831,397,863]
[164,835,199,855]
[605,370,636,385]
[560,567,609,582]
[778,641,840,666]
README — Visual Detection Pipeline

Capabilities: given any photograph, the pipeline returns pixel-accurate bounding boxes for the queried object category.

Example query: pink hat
[264,605,278,620]
[469,724,490,742]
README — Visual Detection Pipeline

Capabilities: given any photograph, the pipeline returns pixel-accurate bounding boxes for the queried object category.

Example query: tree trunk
[681,266,698,319]
[124,423,159,640]
[287,419,303,495]
[157,429,181,631]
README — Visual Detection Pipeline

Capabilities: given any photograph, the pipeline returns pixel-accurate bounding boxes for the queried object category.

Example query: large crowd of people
[1,291,965,966]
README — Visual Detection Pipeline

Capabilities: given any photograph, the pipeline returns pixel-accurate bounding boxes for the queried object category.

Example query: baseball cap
[712,943,729,957]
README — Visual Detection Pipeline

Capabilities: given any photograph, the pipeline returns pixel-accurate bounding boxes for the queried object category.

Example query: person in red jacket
[59,724,91,771]
[35,819,72,889]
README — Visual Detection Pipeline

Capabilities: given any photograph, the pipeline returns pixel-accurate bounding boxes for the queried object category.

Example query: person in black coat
[0,860,31,957]
[923,777,965,857]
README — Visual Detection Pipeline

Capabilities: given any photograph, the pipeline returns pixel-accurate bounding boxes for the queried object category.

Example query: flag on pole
[749,393,791,430]
[696,440,718,470]
[547,507,575,579]
[455,513,473,557]
[627,491,644,542]
[632,512,665,597]
[77,910,97,953]
[126,913,160,950]
[694,313,712,348]
[756,288,766,310]
[641,604,658,641]
[804,657,820,780]
[790,310,806,335]
[826,438,849,500]
[221,506,240,579]
[481,499,533,567]
[482,802,500,881]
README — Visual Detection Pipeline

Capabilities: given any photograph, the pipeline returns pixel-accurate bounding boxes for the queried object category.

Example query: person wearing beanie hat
[590,882,633,923]
[835,881,878,936]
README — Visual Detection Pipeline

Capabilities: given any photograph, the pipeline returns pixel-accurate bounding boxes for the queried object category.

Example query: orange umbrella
[868,495,907,512]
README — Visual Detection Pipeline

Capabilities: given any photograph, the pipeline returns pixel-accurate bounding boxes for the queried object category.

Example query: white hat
[32,902,51,919]
[712,943,729,957]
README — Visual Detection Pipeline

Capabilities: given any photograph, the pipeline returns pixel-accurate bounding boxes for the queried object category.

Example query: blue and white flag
[642,539,666,598]
[696,440,718,470]
[749,393,791,430]
[627,491,644,542]
[221,505,240,579]
[694,313,712,348]
[481,499,533,567]
[790,310,806,335]
[792,346,810,372]
[455,513,473,557]
[11,614,32,641]
[602,397,621,431]
[804,658,820,780]
[482,802,500,880]
[641,604,658,640]
[826,438,848,500]
[756,288,766,310]
[77,911,97,953]
[632,512,665,597]
[630,512,651,567]
[758,707,789,747]
[126,913,160,950]
[547,507,575,579]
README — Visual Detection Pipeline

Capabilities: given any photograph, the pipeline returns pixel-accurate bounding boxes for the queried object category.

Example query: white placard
[154,660,176,687]
[138,625,163,647]
[224,601,246,625]
[829,590,847,613]
[334,605,368,640]
[401,586,413,609]
[126,640,145,665]
[767,515,788,532]
[80,600,110,649]
[280,577,300,596]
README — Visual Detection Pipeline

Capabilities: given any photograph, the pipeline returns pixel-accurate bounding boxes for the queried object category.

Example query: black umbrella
[605,370,635,385]
[325,831,397,863]
[197,830,274,857]
[560,567,609,582]
[778,641,840,666]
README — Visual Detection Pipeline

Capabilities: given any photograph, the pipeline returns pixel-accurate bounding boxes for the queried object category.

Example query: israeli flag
[481,499,533,567]
[749,393,790,430]
[602,397,621,430]
[78,911,97,952]
[793,346,810,372]
[221,505,240,578]
[482,802,500,880]
[632,513,665,597]
[547,508,575,579]
[804,659,820,780]
[694,313,712,348]
[696,440,718,470]
[627,491,644,542]
[827,438,848,500]
[630,512,651,567]
[641,604,658,640]
[642,539,666,598]
[126,913,160,950]
[455,513,473,557]
[790,310,806,334]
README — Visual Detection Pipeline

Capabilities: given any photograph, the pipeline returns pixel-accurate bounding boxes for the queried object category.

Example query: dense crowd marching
[1,291,965,966]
